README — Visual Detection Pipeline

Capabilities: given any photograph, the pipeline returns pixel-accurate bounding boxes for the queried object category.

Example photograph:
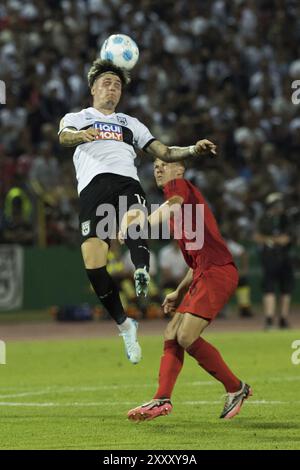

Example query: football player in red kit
[127,160,252,421]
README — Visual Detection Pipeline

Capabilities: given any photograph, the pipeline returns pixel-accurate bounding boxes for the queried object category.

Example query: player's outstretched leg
[128,398,173,422]
[128,317,184,421]
[82,239,142,364]
[220,382,253,419]
[176,313,252,419]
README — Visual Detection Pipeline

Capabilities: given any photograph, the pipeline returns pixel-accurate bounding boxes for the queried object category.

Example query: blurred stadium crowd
[0,0,300,252]
[1,0,300,243]
[0,0,300,314]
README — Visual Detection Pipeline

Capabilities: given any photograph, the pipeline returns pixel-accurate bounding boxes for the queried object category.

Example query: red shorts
[177,263,239,321]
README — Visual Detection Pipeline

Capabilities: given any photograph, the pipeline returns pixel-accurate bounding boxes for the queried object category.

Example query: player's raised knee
[81,238,108,269]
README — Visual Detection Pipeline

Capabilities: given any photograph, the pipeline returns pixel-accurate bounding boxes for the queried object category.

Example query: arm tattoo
[147,140,194,162]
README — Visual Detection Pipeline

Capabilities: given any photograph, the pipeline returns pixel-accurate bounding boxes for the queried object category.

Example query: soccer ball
[100,34,139,71]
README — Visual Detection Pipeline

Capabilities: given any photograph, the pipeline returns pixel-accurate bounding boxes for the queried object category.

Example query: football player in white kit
[58,59,216,364]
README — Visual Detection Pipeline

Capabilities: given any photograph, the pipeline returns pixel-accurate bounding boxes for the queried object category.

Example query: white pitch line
[0,376,299,400]
[0,385,152,399]
[0,400,298,407]
[0,390,54,399]
[0,381,215,399]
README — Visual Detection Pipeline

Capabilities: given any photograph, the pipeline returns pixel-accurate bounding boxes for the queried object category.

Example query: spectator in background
[2,195,34,245]
[29,142,60,192]
[225,228,254,318]
[254,193,294,330]
[0,0,299,251]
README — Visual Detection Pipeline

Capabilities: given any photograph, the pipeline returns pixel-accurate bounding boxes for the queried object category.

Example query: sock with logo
[86,267,127,325]
[186,337,241,393]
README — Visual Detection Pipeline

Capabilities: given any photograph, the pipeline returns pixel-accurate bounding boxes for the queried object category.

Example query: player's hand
[194,139,217,156]
[162,290,181,315]
[79,128,100,143]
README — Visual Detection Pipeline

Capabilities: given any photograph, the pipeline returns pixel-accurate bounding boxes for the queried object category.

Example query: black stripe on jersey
[79,124,134,147]
[143,138,157,151]
[58,126,78,136]
[122,126,134,147]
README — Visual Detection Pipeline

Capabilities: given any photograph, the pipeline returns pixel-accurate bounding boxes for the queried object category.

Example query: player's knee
[164,324,177,341]
[81,238,108,269]
[177,327,197,350]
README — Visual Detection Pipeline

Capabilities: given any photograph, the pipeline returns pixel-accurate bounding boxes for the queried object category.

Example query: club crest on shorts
[81,220,91,236]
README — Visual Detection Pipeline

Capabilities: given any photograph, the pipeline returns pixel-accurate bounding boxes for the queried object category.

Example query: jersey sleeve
[58,112,83,135]
[163,179,189,202]
[132,118,156,150]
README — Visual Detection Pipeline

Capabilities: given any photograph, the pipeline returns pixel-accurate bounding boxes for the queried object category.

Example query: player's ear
[91,85,95,96]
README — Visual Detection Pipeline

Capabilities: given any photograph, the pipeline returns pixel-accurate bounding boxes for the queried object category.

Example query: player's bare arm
[146,139,217,162]
[148,195,184,226]
[118,195,183,244]
[59,120,99,147]
[175,268,193,297]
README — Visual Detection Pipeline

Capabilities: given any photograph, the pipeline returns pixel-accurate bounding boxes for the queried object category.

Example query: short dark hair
[87,59,130,89]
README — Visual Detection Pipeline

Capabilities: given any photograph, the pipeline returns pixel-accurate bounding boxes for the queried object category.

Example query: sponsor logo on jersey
[117,115,128,126]
[81,220,91,236]
[93,122,123,141]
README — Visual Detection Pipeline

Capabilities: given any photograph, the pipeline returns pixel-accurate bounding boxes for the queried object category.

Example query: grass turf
[0,329,300,450]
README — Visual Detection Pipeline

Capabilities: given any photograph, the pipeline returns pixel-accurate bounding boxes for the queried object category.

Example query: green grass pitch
[0,329,300,450]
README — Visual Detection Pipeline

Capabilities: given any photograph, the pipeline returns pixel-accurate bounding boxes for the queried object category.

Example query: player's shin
[186,337,241,393]
[123,223,150,272]
[86,266,127,324]
[153,339,184,399]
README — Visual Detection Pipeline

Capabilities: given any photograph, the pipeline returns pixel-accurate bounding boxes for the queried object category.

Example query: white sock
[117,317,132,332]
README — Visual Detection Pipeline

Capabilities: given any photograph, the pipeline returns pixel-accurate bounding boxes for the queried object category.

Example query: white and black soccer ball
[100,34,139,71]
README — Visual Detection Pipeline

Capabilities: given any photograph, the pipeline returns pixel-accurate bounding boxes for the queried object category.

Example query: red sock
[154,339,184,399]
[187,337,241,393]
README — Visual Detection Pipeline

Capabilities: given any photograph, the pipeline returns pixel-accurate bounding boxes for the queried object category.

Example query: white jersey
[59,107,155,194]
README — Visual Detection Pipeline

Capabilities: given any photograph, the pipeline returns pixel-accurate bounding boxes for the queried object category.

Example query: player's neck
[93,104,116,115]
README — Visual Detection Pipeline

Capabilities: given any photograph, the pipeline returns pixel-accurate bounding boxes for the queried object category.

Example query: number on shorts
[134,194,146,207]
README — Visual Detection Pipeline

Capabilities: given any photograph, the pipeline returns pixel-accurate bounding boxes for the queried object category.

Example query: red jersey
[163,178,233,272]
